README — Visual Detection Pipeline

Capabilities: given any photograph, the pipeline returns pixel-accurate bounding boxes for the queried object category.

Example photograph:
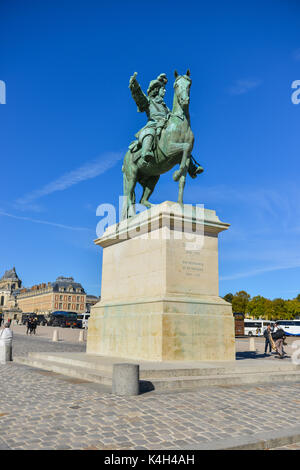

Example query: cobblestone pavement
[9,332,86,355]
[0,334,300,450]
[10,324,87,343]
[272,442,300,450]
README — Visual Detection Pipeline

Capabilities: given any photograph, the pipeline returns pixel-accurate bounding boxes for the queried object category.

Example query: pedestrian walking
[32,318,38,335]
[263,324,273,355]
[26,317,32,335]
[272,323,286,359]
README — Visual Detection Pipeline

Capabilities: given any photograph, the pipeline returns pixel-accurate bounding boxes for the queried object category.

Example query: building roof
[0,267,20,281]
[17,276,86,296]
[51,276,86,293]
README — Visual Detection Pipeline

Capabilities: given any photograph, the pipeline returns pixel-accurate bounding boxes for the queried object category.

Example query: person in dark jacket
[31,318,38,335]
[26,318,32,335]
[272,323,286,358]
[263,324,272,355]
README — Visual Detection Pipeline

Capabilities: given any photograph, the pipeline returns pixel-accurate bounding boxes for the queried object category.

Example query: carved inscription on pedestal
[181,244,204,278]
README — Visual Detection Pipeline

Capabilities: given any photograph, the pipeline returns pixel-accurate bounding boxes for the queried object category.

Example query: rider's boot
[141,135,154,163]
[188,159,204,179]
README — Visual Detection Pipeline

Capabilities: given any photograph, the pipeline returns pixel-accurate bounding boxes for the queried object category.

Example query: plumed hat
[157,73,168,86]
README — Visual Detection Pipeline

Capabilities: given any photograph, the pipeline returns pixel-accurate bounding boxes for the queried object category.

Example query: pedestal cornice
[95,201,230,248]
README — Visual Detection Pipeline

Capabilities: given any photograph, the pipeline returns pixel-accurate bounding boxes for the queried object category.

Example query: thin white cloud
[0,209,93,232]
[15,151,123,209]
[220,261,300,281]
[228,79,262,95]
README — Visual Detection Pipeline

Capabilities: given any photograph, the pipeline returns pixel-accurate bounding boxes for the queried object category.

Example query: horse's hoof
[173,170,181,182]
[140,200,152,209]
[195,166,204,175]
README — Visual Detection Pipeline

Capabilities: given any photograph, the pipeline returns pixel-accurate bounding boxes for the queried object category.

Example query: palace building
[86,294,99,312]
[0,267,22,309]
[0,268,99,319]
[17,276,87,316]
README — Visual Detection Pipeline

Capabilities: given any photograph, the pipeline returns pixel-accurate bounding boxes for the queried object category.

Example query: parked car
[21,313,48,326]
[36,314,49,326]
[21,313,34,325]
[48,311,81,328]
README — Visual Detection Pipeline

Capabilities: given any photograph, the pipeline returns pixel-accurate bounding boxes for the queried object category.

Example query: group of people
[26,317,38,335]
[263,322,287,358]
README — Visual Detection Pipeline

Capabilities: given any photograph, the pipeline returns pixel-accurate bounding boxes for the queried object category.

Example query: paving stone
[1,334,300,450]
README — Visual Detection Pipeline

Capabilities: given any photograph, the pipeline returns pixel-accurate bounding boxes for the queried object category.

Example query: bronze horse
[122,70,203,220]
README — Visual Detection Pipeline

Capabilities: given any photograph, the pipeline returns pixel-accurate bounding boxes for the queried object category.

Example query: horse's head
[173,69,192,108]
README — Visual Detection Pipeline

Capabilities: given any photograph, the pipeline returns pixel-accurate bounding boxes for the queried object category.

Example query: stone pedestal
[87,201,235,361]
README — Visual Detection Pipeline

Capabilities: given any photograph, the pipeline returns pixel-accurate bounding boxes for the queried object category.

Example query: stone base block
[87,202,235,362]
[87,296,235,361]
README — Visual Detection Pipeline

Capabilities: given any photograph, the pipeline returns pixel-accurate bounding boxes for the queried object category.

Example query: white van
[77,313,90,329]
[244,319,274,336]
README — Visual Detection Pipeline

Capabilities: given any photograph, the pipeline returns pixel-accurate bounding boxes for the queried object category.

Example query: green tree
[232,291,251,315]
[270,298,288,320]
[223,293,233,303]
[247,296,272,319]
[286,299,300,319]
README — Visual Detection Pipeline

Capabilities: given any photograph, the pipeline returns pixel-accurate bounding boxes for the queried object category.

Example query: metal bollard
[0,341,13,364]
[112,363,140,396]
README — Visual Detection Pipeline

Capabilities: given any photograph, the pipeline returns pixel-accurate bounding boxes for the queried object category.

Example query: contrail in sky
[0,209,93,232]
[15,151,123,208]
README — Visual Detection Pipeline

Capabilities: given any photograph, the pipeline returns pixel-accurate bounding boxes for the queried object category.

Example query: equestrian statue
[121,69,204,220]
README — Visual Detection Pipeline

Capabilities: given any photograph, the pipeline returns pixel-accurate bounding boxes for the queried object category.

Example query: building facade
[86,294,100,312]
[0,267,22,309]
[17,276,86,316]
[0,268,99,320]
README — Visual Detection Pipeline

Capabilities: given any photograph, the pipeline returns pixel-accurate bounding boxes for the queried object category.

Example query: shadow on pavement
[139,380,155,394]
[236,351,274,360]
[236,351,291,360]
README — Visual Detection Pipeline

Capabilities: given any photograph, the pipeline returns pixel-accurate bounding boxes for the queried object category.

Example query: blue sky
[0,0,300,298]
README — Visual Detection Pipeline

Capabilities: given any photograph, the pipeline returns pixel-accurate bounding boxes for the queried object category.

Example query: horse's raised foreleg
[172,143,191,182]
